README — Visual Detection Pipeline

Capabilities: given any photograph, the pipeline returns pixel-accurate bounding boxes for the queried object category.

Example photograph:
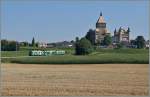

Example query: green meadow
[1,48,149,64]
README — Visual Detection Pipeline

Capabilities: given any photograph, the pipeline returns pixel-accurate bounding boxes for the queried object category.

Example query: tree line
[1,35,147,53]
[1,37,36,51]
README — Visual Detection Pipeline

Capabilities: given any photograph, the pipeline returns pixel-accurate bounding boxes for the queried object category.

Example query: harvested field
[1,64,149,96]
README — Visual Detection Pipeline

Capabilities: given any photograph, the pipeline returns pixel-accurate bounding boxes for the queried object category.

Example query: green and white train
[29,50,65,56]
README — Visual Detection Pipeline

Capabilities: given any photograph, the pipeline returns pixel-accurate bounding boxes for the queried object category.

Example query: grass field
[1,51,29,57]
[1,48,149,64]
[1,47,74,57]
[1,63,148,96]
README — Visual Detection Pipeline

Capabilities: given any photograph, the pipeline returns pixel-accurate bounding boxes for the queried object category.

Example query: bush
[116,43,123,49]
[103,35,112,46]
[75,37,93,55]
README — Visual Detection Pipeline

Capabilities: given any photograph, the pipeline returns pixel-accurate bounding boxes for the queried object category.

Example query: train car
[29,50,65,56]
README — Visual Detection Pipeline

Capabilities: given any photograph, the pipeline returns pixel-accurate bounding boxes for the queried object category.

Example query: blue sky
[1,0,149,43]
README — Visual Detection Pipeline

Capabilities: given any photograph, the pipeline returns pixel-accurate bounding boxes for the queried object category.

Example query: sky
[1,0,149,43]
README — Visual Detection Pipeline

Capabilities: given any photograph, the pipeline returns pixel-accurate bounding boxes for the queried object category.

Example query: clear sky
[1,0,149,43]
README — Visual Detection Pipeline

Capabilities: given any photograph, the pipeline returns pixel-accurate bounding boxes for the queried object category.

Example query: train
[29,50,65,56]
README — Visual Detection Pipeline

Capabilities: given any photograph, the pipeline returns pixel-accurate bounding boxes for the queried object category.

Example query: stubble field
[1,63,149,96]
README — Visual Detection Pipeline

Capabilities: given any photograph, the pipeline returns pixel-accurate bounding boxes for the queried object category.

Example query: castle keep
[95,12,110,44]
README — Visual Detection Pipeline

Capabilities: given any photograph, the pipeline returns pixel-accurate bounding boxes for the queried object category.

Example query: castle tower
[95,12,108,44]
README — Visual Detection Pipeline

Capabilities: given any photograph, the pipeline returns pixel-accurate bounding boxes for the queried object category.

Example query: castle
[86,12,130,46]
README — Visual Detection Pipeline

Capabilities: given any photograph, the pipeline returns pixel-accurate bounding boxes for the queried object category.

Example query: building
[85,12,110,45]
[95,12,110,44]
[145,40,149,48]
[47,43,55,48]
[38,42,47,48]
[113,27,130,45]
[55,41,73,47]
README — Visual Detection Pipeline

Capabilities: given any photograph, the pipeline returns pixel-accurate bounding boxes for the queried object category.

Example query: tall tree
[75,37,79,43]
[136,36,145,49]
[75,37,80,55]
[85,29,95,45]
[31,37,35,47]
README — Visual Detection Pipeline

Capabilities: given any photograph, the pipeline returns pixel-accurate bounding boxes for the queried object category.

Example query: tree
[1,40,8,51]
[31,37,35,47]
[75,37,93,55]
[75,37,80,55]
[103,35,112,46]
[1,40,19,51]
[9,41,18,51]
[70,40,75,46]
[35,42,39,47]
[75,37,79,43]
[29,50,32,56]
[116,42,123,49]
[85,29,95,45]
[136,36,145,49]
[130,40,136,46]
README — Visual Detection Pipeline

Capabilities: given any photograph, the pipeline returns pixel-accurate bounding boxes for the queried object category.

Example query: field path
[1,63,149,96]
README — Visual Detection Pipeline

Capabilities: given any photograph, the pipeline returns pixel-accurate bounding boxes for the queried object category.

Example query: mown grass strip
[2,53,148,64]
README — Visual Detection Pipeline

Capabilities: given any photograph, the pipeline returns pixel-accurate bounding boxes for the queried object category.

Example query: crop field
[1,63,149,96]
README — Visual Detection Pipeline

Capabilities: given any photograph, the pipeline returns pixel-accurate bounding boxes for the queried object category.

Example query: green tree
[103,35,112,46]
[9,41,18,51]
[85,29,95,45]
[136,36,145,49]
[75,37,80,55]
[1,40,8,51]
[75,37,79,43]
[31,37,35,47]
[75,37,93,55]
[116,42,123,49]
[35,42,39,47]
[130,40,136,45]
[70,40,74,43]
[1,40,19,51]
